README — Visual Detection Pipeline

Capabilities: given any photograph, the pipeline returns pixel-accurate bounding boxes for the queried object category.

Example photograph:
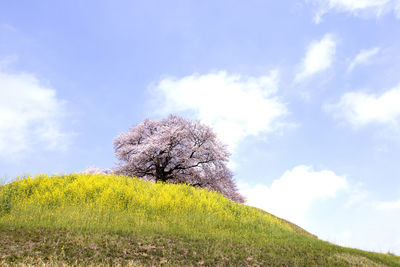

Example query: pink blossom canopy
[113,115,244,203]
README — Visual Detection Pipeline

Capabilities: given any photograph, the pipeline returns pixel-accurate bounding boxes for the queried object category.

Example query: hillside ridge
[0,174,399,266]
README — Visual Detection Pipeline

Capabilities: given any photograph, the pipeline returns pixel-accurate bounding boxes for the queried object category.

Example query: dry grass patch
[337,253,388,267]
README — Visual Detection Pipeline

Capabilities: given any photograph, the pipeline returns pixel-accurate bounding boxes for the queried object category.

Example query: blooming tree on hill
[113,115,244,203]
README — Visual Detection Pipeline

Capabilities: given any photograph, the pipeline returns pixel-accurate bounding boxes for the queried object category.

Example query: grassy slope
[0,174,399,266]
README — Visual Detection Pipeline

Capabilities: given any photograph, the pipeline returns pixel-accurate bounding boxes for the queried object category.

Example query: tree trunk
[155,165,168,182]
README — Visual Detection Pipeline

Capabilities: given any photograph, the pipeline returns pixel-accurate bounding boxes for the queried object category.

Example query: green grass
[0,173,399,266]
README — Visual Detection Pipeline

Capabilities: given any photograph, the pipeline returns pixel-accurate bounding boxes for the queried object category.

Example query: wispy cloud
[310,0,400,23]
[347,47,380,73]
[238,165,348,227]
[325,84,400,128]
[151,70,288,151]
[0,70,71,158]
[295,34,337,82]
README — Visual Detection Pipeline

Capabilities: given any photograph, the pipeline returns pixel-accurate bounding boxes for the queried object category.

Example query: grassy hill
[0,173,399,266]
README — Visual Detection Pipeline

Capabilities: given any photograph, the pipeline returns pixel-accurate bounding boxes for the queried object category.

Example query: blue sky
[1,0,400,254]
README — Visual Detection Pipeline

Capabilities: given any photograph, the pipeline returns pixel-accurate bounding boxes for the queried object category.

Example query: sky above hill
[1,0,400,254]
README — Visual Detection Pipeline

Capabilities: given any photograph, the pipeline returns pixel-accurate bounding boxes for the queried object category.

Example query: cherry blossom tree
[113,115,244,203]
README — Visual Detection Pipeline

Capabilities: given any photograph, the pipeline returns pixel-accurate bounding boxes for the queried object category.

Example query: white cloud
[239,165,400,254]
[0,70,69,158]
[239,166,400,254]
[325,84,400,128]
[397,1,400,16]
[347,47,380,73]
[295,34,337,82]
[238,165,348,227]
[310,0,400,23]
[152,70,288,151]
[375,198,400,211]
